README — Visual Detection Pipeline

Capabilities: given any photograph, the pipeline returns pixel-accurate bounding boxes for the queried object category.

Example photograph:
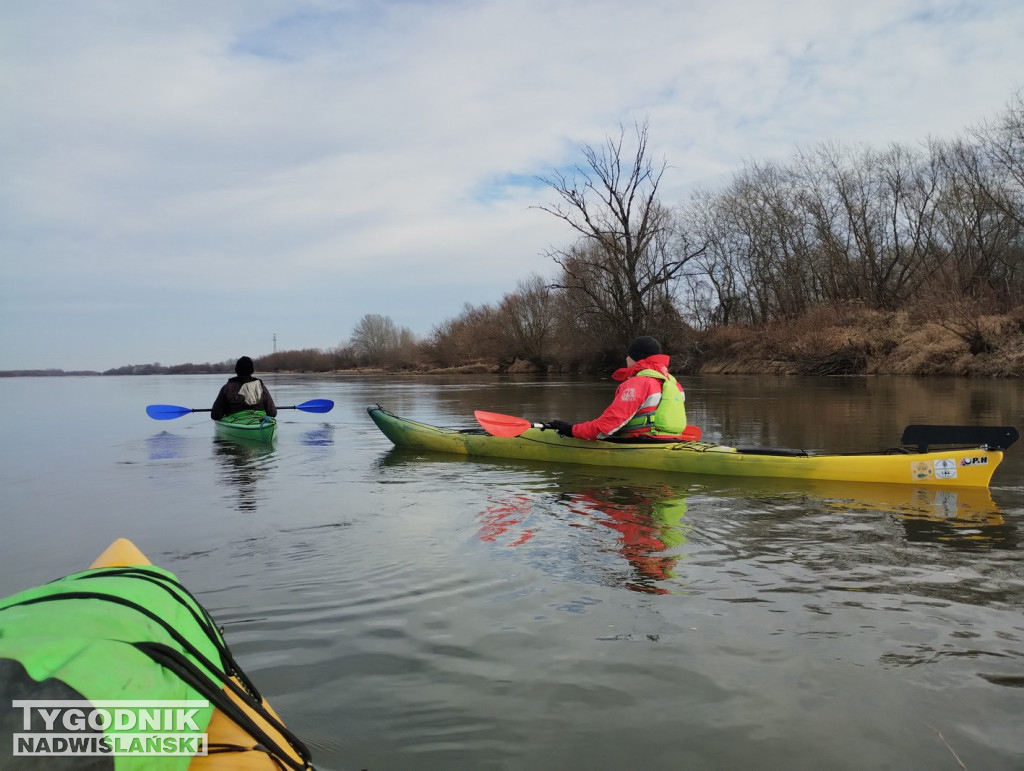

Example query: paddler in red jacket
[545,336,688,441]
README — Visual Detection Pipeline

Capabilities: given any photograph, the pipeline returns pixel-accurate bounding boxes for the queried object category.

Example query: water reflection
[146,431,187,460]
[565,485,690,594]
[300,423,335,447]
[741,478,1011,551]
[212,437,276,511]
[376,447,1017,599]
[477,484,691,595]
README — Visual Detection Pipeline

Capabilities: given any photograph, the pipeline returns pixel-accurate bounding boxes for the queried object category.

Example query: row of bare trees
[216,92,1024,376]
[680,125,1024,331]
[419,95,1017,371]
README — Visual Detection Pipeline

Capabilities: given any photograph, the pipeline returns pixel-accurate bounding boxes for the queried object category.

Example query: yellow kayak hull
[368,407,1005,488]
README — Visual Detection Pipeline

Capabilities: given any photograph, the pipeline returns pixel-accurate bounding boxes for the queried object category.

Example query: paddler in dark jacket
[545,336,687,441]
[211,356,278,420]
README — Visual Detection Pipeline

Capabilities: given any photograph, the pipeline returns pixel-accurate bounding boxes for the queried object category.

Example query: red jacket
[572,354,682,441]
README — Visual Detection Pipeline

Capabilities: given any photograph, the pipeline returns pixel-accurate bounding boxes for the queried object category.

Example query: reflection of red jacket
[572,354,681,441]
[573,492,679,594]
[476,489,684,594]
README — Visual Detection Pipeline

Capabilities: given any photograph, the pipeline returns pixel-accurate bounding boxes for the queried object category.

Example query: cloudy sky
[2,0,1023,371]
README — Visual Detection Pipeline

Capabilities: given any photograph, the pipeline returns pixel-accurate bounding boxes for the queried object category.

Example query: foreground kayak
[0,538,313,769]
[215,410,277,443]
[368,406,1016,488]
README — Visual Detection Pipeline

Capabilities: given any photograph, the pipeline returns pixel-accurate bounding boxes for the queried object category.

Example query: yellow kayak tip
[89,537,152,568]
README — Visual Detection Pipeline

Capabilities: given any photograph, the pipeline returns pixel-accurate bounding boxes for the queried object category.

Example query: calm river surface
[2,373,1023,770]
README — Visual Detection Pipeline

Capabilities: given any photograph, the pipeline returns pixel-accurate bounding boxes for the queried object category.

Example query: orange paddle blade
[681,425,702,441]
[474,410,537,437]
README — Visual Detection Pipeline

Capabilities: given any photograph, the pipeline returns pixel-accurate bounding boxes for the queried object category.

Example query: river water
[1,373,1023,770]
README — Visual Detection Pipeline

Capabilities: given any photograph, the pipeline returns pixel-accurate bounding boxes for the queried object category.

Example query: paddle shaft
[146,399,333,420]
[160,407,312,414]
[187,405,318,412]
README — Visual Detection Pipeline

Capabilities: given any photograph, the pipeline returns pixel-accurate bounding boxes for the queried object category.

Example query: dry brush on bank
[694,304,1024,377]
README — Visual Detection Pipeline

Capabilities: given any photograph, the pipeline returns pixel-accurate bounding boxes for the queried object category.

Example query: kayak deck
[1,538,313,770]
[367,406,1012,488]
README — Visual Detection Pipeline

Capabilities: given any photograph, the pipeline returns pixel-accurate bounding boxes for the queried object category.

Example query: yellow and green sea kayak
[0,538,314,769]
[368,406,1017,488]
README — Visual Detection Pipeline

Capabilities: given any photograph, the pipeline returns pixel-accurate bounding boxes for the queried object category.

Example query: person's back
[211,356,277,420]
[546,336,687,441]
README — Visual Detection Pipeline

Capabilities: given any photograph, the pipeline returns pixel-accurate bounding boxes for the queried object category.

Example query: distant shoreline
[0,370,105,377]
[7,307,1024,380]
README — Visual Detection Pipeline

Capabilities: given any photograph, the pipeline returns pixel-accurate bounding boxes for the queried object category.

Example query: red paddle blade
[474,410,533,437]
[681,425,702,441]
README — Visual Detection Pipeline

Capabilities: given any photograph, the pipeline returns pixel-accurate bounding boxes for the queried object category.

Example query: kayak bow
[0,538,314,769]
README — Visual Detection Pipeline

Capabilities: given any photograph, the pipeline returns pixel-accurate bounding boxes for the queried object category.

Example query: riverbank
[691,306,1024,377]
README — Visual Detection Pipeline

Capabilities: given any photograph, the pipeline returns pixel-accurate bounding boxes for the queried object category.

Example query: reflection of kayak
[0,538,313,769]
[476,475,1010,594]
[748,477,1004,526]
[215,410,277,443]
[368,406,1012,487]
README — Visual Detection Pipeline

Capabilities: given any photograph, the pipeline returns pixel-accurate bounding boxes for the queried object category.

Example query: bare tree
[720,160,817,322]
[969,89,1024,229]
[932,138,1017,293]
[538,120,705,345]
[492,274,558,367]
[351,313,415,366]
[870,142,941,306]
[423,303,500,367]
[682,188,753,325]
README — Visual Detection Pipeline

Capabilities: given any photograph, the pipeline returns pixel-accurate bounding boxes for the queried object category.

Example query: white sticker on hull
[912,459,960,481]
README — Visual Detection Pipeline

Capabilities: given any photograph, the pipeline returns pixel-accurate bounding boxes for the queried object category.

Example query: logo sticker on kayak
[911,460,958,480]
[959,456,989,466]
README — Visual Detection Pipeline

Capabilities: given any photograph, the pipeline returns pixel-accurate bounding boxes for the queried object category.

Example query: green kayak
[0,538,313,769]
[367,406,1016,487]
[215,410,277,443]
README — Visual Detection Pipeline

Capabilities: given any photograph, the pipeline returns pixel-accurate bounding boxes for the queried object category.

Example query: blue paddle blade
[146,404,193,420]
[295,399,334,413]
